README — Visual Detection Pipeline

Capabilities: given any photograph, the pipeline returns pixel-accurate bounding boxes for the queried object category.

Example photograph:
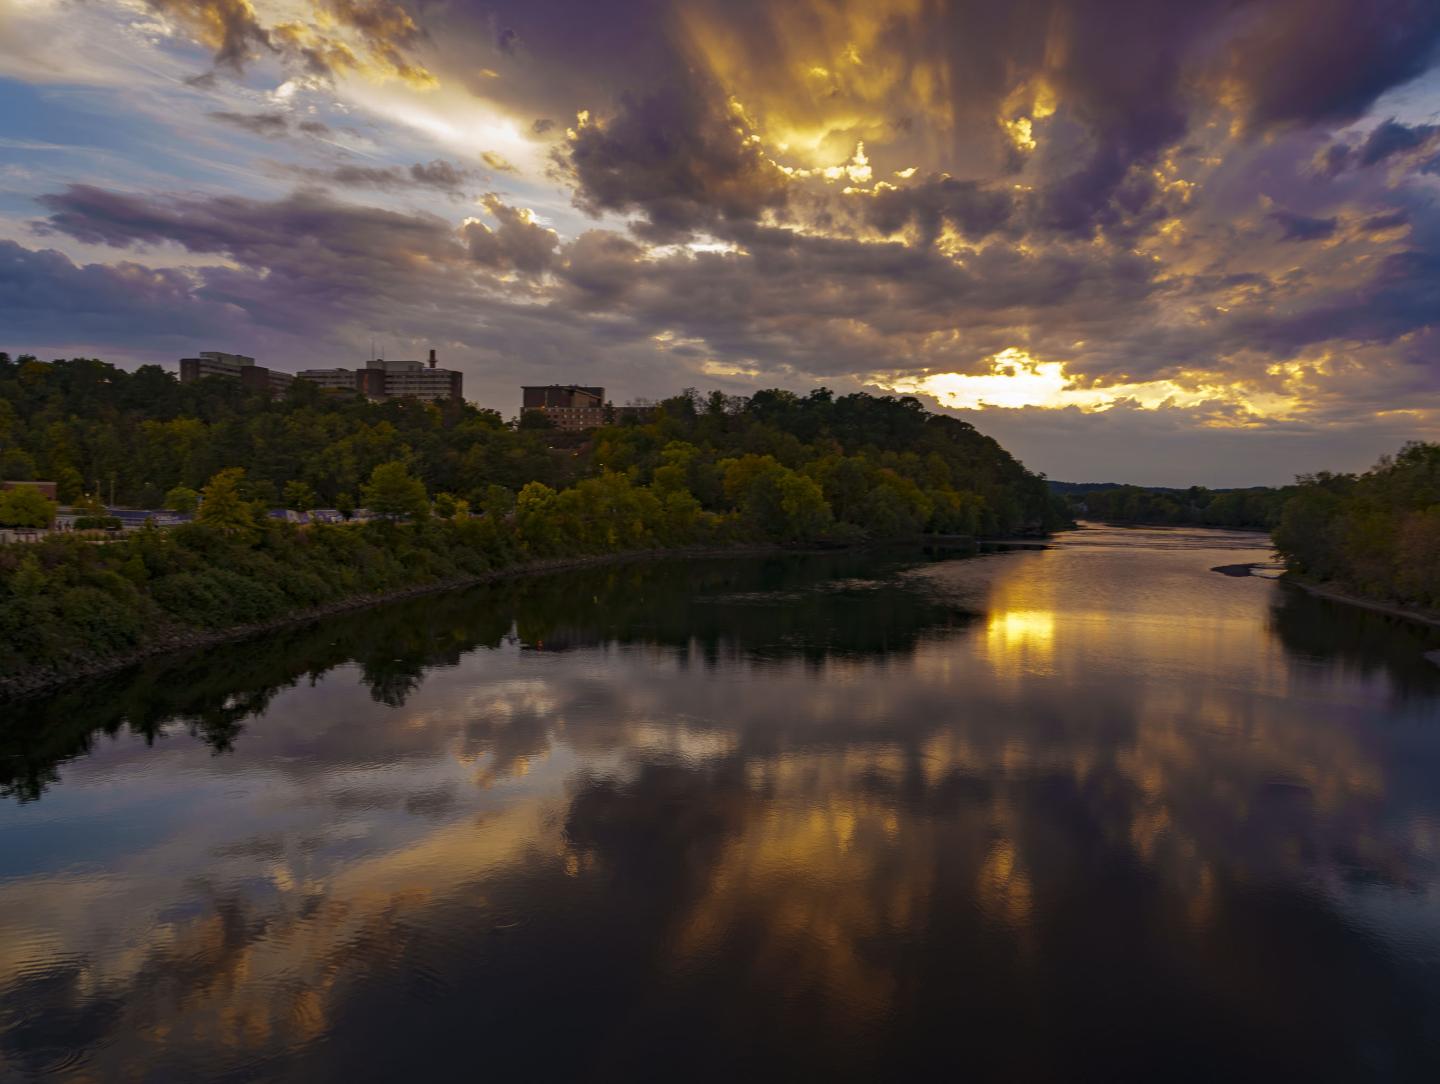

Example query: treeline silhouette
[1063,484,1292,529]
[1272,442,1440,608]
[0,354,1065,684]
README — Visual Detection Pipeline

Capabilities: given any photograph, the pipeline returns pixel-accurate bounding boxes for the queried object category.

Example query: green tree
[55,466,85,504]
[164,485,200,515]
[0,449,37,481]
[361,461,430,520]
[720,454,833,541]
[283,480,318,513]
[480,484,515,519]
[0,486,57,528]
[10,553,47,597]
[198,468,260,541]
[74,493,107,517]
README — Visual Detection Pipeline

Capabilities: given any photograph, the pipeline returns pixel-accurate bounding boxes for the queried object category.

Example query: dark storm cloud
[208,112,333,139]
[208,111,293,137]
[0,240,253,346]
[1265,249,1440,353]
[32,186,465,319]
[1317,118,1440,175]
[547,221,1161,379]
[1269,210,1339,242]
[461,195,559,275]
[565,80,791,241]
[1358,119,1440,166]
[289,159,477,194]
[1219,0,1440,132]
[1362,210,1410,233]
[35,184,454,257]
[863,176,1016,246]
[527,0,1440,248]
[554,230,646,305]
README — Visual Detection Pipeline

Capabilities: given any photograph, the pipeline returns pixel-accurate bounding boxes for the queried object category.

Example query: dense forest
[1271,442,1440,609]
[0,353,1067,688]
[1060,483,1293,530]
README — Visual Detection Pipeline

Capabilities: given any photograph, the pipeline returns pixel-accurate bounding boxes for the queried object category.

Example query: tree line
[0,353,1068,683]
[1272,442,1440,608]
[1063,484,1293,530]
[1064,442,1440,610]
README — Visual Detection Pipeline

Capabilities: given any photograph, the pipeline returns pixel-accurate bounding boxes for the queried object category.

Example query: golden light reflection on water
[984,608,1058,677]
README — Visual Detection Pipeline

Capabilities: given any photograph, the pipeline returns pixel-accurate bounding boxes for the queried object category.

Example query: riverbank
[1210,561,1440,631]
[0,544,799,702]
[1282,574,1440,631]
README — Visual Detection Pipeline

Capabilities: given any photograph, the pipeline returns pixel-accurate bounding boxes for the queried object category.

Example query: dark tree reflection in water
[2,528,1439,1081]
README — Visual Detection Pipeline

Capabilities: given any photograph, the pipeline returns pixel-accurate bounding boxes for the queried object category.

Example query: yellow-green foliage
[0,486,56,528]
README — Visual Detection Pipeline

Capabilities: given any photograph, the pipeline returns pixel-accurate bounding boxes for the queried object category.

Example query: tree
[480,484,514,519]
[198,468,260,541]
[55,466,85,504]
[518,409,555,430]
[164,485,200,515]
[361,461,429,520]
[74,493,107,517]
[10,553,47,597]
[720,454,833,541]
[0,486,57,528]
[0,449,36,481]
[283,480,317,513]
[336,492,355,520]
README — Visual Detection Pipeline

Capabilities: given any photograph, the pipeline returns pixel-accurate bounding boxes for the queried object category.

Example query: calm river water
[3,526,1440,1081]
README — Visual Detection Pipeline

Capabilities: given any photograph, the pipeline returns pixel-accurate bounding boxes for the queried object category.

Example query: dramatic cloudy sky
[2,0,1440,483]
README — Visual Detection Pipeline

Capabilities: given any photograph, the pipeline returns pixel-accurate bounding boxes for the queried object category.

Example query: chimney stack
[428,348,437,369]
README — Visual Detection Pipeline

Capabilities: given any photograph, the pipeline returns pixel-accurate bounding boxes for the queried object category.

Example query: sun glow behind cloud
[880,349,1301,420]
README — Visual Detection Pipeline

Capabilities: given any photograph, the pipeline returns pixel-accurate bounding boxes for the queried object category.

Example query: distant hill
[1048,480,1271,496]
[1048,479,1292,530]
[1048,480,1185,495]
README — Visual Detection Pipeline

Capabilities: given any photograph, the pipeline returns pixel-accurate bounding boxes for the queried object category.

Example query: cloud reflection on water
[1,530,1439,1078]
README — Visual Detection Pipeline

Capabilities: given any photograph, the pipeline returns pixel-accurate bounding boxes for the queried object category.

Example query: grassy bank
[0,538,806,701]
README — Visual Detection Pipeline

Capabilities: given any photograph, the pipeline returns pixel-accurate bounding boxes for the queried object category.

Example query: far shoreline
[0,544,789,703]
[2,536,1003,703]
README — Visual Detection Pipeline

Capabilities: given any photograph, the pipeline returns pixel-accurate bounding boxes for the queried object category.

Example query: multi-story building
[521,385,609,430]
[295,367,362,394]
[179,351,254,380]
[297,350,463,403]
[178,351,293,395]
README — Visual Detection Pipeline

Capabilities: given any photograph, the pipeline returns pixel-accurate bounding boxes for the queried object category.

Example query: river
[2,525,1439,1080]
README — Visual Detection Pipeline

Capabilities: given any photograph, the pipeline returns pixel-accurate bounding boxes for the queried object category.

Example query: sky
[1,0,1439,485]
